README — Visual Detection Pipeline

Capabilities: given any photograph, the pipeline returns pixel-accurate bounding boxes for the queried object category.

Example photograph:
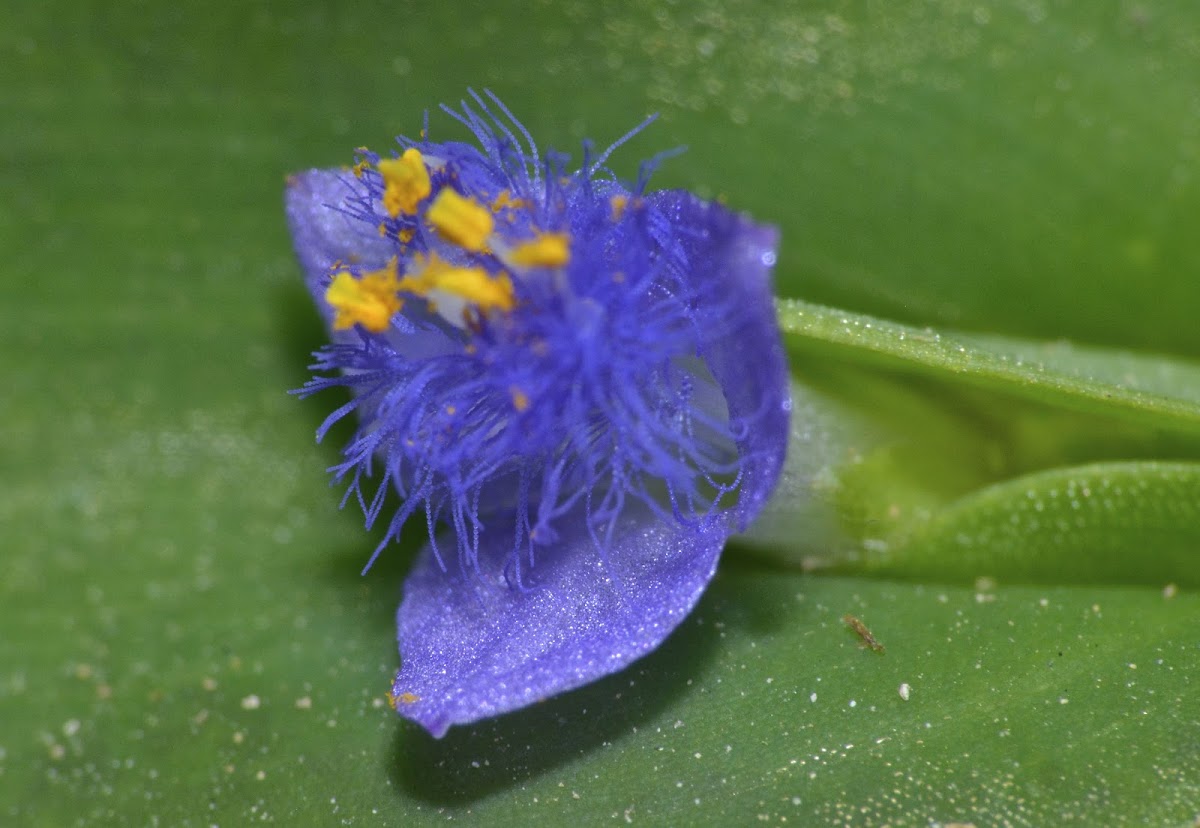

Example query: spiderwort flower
[286,91,789,737]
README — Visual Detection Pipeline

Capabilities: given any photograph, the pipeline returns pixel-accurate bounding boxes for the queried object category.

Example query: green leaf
[7,566,1200,826]
[776,299,1200,429]
[884,460,1200,584]
[747,300,1200,586]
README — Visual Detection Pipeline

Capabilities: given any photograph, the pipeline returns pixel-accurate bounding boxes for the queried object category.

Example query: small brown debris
[843,614,885,654]
[387,691,420,710]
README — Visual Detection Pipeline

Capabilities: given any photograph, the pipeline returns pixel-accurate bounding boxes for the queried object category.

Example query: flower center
[324,148,575,336]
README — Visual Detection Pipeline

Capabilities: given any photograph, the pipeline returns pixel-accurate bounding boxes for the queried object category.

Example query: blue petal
[392,196,789,736]
[647,191,790,529]
[284,169,395,327]
[393,501,727,738]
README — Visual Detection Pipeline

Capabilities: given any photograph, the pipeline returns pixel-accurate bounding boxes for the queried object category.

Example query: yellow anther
[510,387,530,412]
[432,268,514,313]
[398,228,415,243]
[610,194,628,221]
[427,189,494,251]
[491,189,528,212]
[398,253,515,314]
[378,148,431,217]
[353,159,370,178]
[509,233,570,268]
[377,222,387,237]
[325,260,403,332]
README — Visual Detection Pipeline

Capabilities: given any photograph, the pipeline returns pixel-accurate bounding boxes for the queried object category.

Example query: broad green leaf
[7,566,1200,826]
[5,0,1200,825]
[574,1,1200,354]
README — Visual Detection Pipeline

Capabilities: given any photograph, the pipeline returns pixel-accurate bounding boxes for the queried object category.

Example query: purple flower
[285,91,789,737]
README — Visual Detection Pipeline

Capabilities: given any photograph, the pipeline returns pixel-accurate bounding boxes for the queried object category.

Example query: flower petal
[392,501,727,737]
[647,190,790,529]
[392,197,790,736]
[284,169,395,325]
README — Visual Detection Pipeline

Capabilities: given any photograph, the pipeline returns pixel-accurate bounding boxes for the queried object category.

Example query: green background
[5,1,1200,824]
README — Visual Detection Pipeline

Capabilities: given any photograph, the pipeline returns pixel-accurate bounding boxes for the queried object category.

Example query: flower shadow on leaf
[387,565,781,805]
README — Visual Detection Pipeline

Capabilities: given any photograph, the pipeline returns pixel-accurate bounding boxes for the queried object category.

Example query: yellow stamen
[428,268,514,314]
[398,253,515,314]
[353,159,370,178]
[427,189,494,251]
[399,228,415,243]
[378,148,431,217]
[325,260,403,332]
[510,387,530,412]
[509,232,570,268]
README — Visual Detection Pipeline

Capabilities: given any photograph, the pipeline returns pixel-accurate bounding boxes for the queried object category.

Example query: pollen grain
[491,189,528,212]
[510,387,530,411]
[610,194,628,220]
